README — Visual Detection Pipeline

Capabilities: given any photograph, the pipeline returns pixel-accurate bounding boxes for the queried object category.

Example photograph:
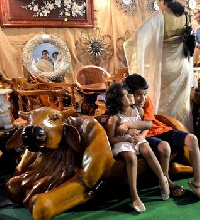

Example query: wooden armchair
[73,65,111,115]
[73,65,111,94]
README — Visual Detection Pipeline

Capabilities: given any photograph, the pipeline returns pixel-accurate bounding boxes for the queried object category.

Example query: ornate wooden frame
[0,0,94,28]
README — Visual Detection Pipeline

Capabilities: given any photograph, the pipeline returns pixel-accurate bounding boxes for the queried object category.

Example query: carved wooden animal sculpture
[6,107,115,220]
[6,107,192,220]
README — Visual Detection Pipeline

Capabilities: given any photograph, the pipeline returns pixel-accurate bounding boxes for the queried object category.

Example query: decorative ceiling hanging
[116,0,137,13]
[75,27,114,66]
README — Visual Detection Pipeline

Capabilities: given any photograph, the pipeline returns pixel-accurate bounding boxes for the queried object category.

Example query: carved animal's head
[7,107,76,151]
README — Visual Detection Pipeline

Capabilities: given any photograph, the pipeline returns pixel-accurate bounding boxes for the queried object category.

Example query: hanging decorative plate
[116,0,137,13]
[187,0,197,10]
[154,0,159,11]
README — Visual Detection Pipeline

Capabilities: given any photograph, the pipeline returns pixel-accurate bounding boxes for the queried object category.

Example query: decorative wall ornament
[23,34,71,81]
[153,0,159,11]
[145,0,157,13]
[21,0,86,18]
[116,0,137,13]
[187,0,197,10]
[0,0,94,27]
[75,27,114,66]
[116,30,132,66]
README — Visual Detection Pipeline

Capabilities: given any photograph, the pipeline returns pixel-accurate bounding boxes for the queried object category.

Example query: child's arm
[117,106,151,136]
[138,129,149,140]
[117,120,152,136]
[107,115,132,144]
[136,106,150,139]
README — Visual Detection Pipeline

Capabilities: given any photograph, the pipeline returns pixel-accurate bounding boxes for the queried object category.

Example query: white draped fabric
[124,10,193,131]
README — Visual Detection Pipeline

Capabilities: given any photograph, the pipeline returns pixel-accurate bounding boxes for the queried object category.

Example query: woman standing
[124,0,194,131]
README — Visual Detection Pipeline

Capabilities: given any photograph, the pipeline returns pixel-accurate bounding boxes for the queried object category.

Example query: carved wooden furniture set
[1,66,126,117]
[0,68,195,220]
[0,75,77,117]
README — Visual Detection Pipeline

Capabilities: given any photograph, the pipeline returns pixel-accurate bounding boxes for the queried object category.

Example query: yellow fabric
[163,11,185,39]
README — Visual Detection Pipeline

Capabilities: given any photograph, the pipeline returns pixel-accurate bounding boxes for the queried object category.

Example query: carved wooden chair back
[0,75,77,113]
[15,82,77,112]
[73,65,111,94]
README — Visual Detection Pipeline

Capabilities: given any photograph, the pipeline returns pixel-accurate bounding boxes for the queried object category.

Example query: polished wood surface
[5,107,192,220]
[0,75,77,114]
[73,65,110,115]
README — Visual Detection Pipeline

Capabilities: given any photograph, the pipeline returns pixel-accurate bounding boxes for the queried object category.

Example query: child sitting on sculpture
[123,74,200,198]
[105,83,169,213]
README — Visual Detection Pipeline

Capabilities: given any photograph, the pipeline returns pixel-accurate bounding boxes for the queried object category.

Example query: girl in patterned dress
[105,83,169,213]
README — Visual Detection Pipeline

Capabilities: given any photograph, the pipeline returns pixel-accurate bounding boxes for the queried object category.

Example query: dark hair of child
[123,74,149,94]
[105,83,125,116]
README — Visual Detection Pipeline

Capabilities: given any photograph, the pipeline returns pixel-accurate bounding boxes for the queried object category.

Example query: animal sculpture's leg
[31,175,94,220]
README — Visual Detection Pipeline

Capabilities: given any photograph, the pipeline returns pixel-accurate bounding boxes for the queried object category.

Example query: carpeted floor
[0,171,200,220]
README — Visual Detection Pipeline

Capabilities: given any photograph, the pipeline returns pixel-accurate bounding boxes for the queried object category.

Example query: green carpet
[0,175,200,220]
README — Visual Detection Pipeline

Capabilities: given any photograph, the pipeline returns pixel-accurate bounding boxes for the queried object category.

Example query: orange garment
[144,96,172,137]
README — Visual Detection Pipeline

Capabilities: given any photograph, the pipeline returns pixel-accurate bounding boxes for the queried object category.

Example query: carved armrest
[155,114,188,132]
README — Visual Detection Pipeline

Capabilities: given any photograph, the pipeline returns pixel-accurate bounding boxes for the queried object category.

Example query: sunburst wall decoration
[75,27,114,66]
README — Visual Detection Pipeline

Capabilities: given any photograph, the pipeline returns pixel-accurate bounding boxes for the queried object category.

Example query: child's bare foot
[160,176,170,200]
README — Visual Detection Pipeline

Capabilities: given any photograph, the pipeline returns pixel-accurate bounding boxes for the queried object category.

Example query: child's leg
[185,134,200,185]
[139,143,169,195]
[157,141,185,196]
[157,141,171,178]
[119,151,142,207]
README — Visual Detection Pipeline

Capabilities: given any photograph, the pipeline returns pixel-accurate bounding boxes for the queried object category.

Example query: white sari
[124,10,193,131]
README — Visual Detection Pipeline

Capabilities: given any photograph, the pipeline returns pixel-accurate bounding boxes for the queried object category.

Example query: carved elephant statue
[6,107,192,220]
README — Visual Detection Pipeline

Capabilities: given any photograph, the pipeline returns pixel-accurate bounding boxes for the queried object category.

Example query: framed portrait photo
[0,0,94,28]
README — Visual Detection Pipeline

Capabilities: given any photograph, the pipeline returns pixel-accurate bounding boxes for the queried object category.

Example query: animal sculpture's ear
[63,123,81,152]
[6,127,23,149]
